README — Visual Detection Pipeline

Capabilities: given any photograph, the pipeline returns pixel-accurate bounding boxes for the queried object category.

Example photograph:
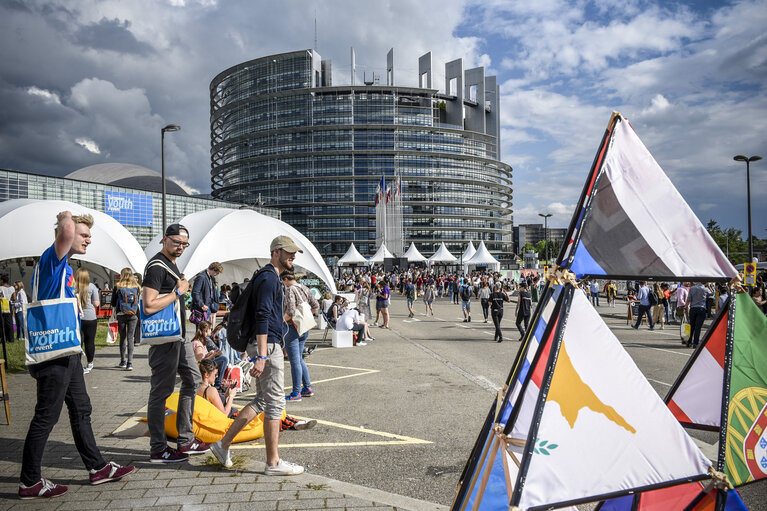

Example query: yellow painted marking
[230,416,431,450]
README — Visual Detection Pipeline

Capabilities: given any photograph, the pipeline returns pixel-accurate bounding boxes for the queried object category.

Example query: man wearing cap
[142,224,208,463]
[211,236,305,476]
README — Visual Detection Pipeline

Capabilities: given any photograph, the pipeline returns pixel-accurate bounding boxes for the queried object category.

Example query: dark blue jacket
[191,270,219,313]
[253,264,285,343]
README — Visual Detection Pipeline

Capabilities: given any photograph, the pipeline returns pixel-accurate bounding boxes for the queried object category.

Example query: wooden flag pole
[0,359,9,425]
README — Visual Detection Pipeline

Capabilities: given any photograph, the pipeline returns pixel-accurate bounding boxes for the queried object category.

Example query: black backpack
[227,267,270,352]
[461,285,471,301]
[648,289,659,306]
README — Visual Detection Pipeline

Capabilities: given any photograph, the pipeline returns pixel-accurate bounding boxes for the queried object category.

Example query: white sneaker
[83,366,91,375]
[357,341,367,346]
[210,441,232,468]
[264,459,304,476]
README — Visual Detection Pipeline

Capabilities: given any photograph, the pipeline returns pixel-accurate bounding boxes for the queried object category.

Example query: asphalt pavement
[0,292,764,510]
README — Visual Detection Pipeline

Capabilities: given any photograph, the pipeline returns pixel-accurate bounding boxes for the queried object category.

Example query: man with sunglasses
[142,224,208,463]
[211,236,304,476]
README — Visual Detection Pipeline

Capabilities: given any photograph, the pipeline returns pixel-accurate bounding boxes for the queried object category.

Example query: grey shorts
[245,342,285,420]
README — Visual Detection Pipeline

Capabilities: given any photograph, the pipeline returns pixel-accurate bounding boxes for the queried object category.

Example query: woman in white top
[13,281,28,341]
[75,269,100,374]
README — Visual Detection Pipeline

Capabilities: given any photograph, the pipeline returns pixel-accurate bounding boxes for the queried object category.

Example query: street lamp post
[538,213,552,265]
[161,124,181,233]
[734,155,762,262]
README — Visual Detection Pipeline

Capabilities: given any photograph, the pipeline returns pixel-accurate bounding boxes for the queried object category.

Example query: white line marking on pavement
[621,342,691,358]
[647,378,672,387]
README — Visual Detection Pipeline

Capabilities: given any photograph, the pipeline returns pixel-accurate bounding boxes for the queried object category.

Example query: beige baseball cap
[270,235,303,254]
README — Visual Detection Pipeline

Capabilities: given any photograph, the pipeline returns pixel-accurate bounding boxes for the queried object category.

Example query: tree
[705,219,749,265]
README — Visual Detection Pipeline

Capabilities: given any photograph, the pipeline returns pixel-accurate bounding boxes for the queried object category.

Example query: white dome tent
[144,208,336,294]
[461,241,476,263]
[0,199,148,286]
[428,242,458,266]
[463,241,501,273]
[368,243,394,263]
[337,243,369,266]
[403,243,427,263]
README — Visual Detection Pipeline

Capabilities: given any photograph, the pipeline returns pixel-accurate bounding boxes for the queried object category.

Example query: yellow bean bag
[163,392,286,444]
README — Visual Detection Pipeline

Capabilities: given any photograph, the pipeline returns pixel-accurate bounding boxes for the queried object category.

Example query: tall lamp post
[733,155,762,262]
[161,124,181,233]
[538,213,552,264]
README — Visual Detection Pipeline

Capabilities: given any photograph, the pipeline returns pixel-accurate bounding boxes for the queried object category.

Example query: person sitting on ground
[198,358,238,418]
[337,307,375,345]
[191,320,228,388]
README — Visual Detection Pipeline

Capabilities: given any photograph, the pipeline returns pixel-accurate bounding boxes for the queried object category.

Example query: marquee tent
[368,243,394,263]
[461,241,476,263]
[462,241,500,272]
[144,208,336,294]
[403,243,427,263]
[428,242,458,265]
[0,199,148,275]
[337,243,368,266]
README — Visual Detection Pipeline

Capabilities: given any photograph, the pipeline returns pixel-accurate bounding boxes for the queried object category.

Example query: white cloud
[75,137,100,154]
[169,176,200,195]
[27,86,61,104]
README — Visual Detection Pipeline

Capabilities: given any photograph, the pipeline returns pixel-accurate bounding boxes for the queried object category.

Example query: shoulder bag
[140,260,183,345]
[24,264,82,365]
[292,285,316,336]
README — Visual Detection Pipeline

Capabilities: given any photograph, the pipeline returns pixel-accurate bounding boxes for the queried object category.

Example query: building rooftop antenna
[314,12,318,51]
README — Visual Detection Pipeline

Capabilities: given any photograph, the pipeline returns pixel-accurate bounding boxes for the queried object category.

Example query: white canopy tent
[461,241,477,263]
[463,241,501,273]
[428,242,458,265]
[0,199,148,286]
[337,243,369,266]
[144,208,337,294]
[403,243,427,263]
[368,243,394,263]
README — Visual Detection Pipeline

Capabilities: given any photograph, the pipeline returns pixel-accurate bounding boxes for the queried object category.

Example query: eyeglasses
[167,238,190,248]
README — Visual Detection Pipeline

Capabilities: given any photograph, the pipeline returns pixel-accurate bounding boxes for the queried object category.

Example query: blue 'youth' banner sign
[104,191,153,227]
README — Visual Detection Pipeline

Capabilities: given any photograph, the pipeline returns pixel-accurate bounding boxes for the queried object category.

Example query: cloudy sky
[1,0,765,236]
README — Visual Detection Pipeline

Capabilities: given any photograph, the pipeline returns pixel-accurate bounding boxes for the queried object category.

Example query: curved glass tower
[210,49,513,258]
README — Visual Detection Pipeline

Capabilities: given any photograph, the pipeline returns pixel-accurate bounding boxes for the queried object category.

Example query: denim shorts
[461,300,471,311]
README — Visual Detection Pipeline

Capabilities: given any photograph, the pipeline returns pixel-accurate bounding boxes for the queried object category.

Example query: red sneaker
[150,446,189,463]
[18,478,68,499]
[89,462,136,485]
[178,438,210,455]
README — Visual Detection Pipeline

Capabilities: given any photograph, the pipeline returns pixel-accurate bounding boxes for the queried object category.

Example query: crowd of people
[15,210,767,500]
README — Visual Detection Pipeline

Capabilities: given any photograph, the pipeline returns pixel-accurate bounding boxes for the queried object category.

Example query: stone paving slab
[0,341,446,511]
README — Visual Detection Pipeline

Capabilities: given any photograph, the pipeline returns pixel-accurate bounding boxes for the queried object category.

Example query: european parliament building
[210,49,513,258]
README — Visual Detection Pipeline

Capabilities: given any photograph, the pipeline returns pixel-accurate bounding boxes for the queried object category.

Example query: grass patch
[202,453,248,471]
[305,482,328,490]
[3,318,113,373]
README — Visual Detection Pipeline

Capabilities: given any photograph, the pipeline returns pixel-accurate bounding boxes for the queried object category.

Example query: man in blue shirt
[211,236,304,476]
[631,281,655,330]
[20,211,134,499]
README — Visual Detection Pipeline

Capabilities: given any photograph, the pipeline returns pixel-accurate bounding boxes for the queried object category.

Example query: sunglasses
[167,237,190,248]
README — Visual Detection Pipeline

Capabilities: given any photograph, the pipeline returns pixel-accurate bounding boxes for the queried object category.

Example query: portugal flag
[725,292,767,486]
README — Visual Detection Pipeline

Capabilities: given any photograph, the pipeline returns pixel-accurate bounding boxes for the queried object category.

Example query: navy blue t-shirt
[34,243,75,300]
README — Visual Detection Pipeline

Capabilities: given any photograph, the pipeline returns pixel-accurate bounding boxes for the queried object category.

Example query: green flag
[724,292,767,486]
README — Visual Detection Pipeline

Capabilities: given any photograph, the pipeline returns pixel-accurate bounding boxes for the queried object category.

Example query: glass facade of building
[0,168,279,248]
[210,49,513,257]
